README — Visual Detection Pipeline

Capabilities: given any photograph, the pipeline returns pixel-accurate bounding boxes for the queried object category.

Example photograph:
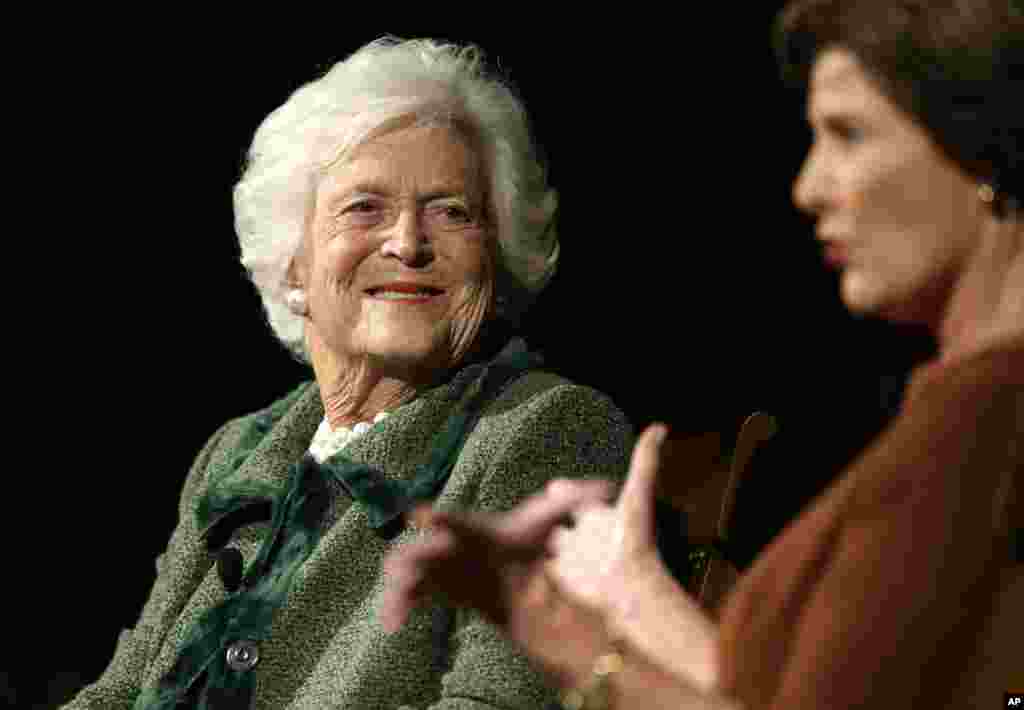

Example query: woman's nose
[792,146,829,217]
[380,210,434,267]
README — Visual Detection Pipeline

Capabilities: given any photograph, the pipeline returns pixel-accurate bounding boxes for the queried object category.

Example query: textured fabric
[718,337,1023,710]
[64,355,633,710]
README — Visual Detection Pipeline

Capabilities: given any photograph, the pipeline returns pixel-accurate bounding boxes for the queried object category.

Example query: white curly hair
[233,36,560,362]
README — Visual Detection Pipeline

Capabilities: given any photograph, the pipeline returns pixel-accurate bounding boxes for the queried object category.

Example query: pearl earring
[286,289,308,316]
[978,183,996,203]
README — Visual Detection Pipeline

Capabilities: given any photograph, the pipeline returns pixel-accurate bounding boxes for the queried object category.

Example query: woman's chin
[364,339,452,380]
[840,269,889,316]
[841,275,939,328]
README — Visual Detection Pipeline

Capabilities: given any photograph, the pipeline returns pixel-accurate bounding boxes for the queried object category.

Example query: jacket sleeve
[400,376,634,710]
[62,419,239,710]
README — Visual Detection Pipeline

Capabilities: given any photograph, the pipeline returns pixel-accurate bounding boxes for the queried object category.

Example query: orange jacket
[718,338,1023,709]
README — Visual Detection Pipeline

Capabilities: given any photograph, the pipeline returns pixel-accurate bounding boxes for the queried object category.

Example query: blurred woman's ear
[977,180,1024,224]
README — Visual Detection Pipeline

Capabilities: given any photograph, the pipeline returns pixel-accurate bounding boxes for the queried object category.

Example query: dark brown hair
[774,0,1024,217]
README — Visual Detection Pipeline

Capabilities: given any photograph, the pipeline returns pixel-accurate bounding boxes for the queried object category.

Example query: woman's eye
[345,201,378,214]
[431,204,472,223]
[839,127,862,143]
[826,119,863,144]
[445,206,471,221]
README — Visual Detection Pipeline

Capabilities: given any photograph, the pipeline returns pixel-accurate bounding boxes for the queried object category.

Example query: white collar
[308,411,391,464]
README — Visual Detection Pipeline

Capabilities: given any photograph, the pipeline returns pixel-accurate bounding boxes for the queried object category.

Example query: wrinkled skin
[293,122,496,428]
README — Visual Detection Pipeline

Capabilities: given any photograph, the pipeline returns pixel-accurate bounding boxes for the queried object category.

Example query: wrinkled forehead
[320,123,483,198]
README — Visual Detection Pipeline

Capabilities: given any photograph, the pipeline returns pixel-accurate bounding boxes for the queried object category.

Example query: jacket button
[225,640,260,672]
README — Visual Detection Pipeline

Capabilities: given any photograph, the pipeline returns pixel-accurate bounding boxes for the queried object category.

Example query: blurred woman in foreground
[381,2,1024,707]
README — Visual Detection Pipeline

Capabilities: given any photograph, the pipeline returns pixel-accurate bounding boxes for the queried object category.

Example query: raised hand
[545,424,669,619]
[379,424,722,695]
[379,478,617,685]
[546,424,721,694]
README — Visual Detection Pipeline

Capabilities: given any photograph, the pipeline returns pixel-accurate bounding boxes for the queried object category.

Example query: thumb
[617,423,668,544]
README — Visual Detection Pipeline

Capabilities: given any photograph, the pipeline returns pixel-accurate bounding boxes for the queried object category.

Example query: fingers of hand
[380,529,461,632]
[545,507,624,610]
[496,478,614,545]
[409,503,438,529]
[573,503,618,538]
[544,548,603,612]
[383,480,619,632]
[546,523,570,557]
[617,423,668,527]
[387,531,452,587]
[379,553,420,632]
[522,564,559,609]
[426,510,500,555]
[547,477,617,505]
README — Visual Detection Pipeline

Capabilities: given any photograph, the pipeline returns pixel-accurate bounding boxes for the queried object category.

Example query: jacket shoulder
[449,369,633,514]
[483,369,629,427]
[179,381,317,518]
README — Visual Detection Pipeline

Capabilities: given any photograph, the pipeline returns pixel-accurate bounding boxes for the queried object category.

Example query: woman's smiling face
[792,47,987,327]
[295,122,495,383]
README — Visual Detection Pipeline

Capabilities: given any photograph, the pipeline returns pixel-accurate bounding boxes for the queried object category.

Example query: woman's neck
[937,218,1023,363]
[307,320,514,430]
[313,355,421,430]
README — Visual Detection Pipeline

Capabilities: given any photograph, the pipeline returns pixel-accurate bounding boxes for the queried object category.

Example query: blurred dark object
[727,369,915,571]
[0,672,17,708]
[6,669,88,709]
[655,413,780,615]
[654,362,919,612]
[42,672,88,708]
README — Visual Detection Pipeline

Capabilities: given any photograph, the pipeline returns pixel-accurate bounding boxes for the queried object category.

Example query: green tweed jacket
[64,356,632,709]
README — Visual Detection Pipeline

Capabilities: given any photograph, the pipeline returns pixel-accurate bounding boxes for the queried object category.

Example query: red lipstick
[364,282,445,305]
[823,243,848,269]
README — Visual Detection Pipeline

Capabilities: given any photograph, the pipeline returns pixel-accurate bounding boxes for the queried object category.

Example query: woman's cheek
[839,150,898,217]
[446,280,493,364]
[324,240,368,294]
[836,162,873,213]
[839,189,863,212]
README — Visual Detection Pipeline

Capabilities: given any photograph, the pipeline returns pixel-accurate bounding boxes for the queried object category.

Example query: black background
[15,10,938,707]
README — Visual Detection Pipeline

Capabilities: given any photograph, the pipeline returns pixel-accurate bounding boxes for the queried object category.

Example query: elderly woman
[381,2,1023,708]
[64,38,632,710]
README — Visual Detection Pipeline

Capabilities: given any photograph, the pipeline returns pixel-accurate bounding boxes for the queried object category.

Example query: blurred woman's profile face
[296,122,495,382]
[792,47,988,326]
